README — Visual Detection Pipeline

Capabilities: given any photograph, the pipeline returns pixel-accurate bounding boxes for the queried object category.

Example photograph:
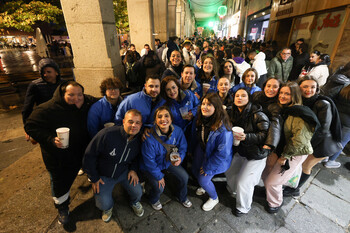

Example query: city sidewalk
[0,108,349,233]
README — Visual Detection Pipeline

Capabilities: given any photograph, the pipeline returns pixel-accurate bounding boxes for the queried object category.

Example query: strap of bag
[168,67,181,79]
[151,128,176,161]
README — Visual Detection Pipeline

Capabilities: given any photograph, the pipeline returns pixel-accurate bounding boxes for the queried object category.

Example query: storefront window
[290,9,346,55]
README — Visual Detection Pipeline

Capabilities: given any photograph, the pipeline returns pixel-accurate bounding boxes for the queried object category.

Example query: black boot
[297,172,310,189]
[55,197,70,225]
[283,172,310,197]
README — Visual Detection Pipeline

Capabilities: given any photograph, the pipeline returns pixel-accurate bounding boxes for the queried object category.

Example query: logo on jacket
[110,148,116,156]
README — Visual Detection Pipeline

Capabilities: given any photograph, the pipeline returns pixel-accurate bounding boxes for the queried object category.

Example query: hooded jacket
[22,58,64,124]
[230,57,250,78]
[227,103,270,160]
[252,91,282,149]
[300,63,329,86]
[268,52,294,82]
[24,83,97,169]
[251,52,267,77]
[229,82,261,95]
[140,124,187,181]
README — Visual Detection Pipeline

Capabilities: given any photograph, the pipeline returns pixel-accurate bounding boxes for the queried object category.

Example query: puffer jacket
[227,103,270,160]
[336,93,350,127]
[229,82,261,95]
[140,124,187,181]
[307,98,342,157]
[321,73,350,98]
[252,91,282,149]
[268,52,294,82]
[24,83,97,170]
[277,105,319,159]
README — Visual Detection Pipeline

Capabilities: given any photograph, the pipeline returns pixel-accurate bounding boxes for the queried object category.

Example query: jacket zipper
[112,141,129,177]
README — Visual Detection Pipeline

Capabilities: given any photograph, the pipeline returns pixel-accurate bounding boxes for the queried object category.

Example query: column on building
[176,0,182,38]
[127,0,155,52]
[60,0,124,97]
[168,0,177,37]
[153,0,168,43]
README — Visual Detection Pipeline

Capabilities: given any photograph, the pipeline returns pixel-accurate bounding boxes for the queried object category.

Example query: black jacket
[289,52,309,81]
[22,58,64,124]
[336,93,350,127]
[227,103,270,160]
[24,83,97,170]
[83,126,141,183]
[321,73,350,98]
[252,91,282,149]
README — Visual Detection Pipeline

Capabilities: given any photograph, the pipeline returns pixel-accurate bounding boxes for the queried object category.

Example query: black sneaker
[283,187,300,197]
[58,209,69,225]
[234,208,246,217]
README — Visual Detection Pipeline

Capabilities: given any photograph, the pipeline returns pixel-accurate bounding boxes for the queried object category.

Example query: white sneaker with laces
[202,197,219,211]
[196,187,206,196]
[182,198,192,208]
[151,200,162,210]
[131,202,144,217]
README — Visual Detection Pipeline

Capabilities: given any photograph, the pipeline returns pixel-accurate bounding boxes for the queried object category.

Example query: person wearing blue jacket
[115,76,163,128]
[180,64,201,100]
[140,106,192,210]
[83,110,144,222]
[229,68,261,95]
[192,93,233,211]
[195,56,218,97]
[159,76,200,130]
[87,78,123,138]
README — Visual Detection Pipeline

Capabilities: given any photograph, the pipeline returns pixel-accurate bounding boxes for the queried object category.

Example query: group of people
[22,35,350,228]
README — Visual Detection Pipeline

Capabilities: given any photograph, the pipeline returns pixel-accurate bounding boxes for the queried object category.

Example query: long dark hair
[218,60,238,84]
[197,55,218,82]
[160,76,182,105]
[196,92,232,131]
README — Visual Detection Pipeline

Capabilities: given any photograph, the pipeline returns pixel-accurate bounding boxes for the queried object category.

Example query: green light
[217,6,227,17]
[208,21,214,28]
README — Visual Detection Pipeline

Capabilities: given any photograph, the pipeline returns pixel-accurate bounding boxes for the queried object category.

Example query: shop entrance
[247,14,270,42]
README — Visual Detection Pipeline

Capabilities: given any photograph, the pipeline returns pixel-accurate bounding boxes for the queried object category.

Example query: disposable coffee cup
[232,126,244,146]
[179,106,189,119]
[104,122,115,128]
[56,127,70,149]
[203,83,210,93]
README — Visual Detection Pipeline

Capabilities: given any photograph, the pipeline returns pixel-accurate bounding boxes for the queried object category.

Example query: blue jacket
[140,125,187,180]
[198,76,218,97]
[83,126,141,183]
[229,82,261,95]
[115,89,163,127]
[196,124,233,175]
[158,90,200,130]
[87,96,121,138]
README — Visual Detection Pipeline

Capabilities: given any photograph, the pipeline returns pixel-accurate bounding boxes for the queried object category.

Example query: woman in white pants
[225,88,270,216]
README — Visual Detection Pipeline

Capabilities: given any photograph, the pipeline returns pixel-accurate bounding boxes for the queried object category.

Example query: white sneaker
[324,160,341,168]
[202,197,219,211]
[321,157,329,163]
[151,200,162,210]
[196,187,206,196]
[182,198,192,208]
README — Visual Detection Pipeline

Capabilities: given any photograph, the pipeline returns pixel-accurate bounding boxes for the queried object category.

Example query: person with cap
[182,40,195,66]
[22,58,64,144]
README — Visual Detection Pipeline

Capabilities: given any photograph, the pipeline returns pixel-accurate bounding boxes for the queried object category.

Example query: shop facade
[267,0,350,69]
[245,0,271,41]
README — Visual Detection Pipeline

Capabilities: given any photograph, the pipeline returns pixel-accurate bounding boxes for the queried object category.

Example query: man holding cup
[83,109,144,222]
[25,81,97,226]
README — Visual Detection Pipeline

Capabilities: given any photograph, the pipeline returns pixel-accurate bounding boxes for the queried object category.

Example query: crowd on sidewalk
[21,35,350,230]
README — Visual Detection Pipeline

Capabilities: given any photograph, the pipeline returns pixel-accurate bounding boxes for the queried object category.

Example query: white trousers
[226,153,267,213]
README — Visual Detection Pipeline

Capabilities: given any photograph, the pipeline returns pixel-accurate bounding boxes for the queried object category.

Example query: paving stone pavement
[0,108,349,233]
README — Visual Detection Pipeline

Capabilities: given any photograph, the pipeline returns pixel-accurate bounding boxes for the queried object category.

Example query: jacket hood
[51,82,85,110]
[254,52,266,61]
[38,58,61,81]
[232,57,245,64]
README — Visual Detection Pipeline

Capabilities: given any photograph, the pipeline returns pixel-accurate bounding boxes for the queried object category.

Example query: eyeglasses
[282,53,291,55]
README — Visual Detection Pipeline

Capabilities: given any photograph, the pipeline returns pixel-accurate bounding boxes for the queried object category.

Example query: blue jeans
[192,144,218,200]
[143,164,189,204]
[329,126,350,161]
[94,170,142,211]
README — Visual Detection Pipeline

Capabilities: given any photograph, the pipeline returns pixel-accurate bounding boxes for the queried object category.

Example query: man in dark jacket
[83,109,144,222]
[22,58,64,143]
[25,81,96,226]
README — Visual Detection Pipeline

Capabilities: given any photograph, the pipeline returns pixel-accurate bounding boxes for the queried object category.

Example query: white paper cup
[56,127,70,149]
[203,83,210,92]
[179,106,189,118]
[104,122,115,128]
[232,126,244,146]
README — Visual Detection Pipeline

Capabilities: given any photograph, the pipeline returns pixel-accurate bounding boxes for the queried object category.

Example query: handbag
[151,129,179,161]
